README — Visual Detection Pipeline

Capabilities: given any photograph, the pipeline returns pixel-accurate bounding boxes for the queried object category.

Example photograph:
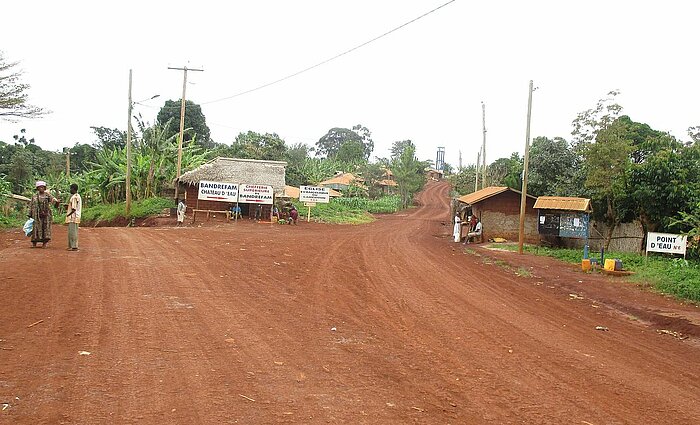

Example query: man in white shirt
[466,216,482,244]
[65,183,82,251]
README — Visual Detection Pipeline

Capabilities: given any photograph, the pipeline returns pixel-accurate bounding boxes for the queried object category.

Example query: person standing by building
[28,181,60,248]
[453,211,462,243]
[65,183,82,251]
[176,198,186,226]
[254,204,263,221]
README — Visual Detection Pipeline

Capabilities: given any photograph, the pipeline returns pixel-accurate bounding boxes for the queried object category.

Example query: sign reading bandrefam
[646,232,687,255]
[239,184,273,204]
[198,180,238,202]
[299,185,330,203]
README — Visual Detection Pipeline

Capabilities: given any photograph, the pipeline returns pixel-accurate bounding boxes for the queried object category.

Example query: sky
[1,0,698,168]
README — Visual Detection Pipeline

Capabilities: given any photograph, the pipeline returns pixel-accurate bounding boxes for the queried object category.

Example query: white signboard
[299,185,330,203]
[646,232,687,255]
[198,180,238,203]
[239,184,274,204]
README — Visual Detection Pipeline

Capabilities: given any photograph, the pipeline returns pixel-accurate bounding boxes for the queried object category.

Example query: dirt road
[1,181,699,424]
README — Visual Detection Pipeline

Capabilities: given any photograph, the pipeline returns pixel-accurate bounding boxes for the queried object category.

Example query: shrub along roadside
[292,195,402,225]
[500,244,700,302]
[80,197,173,223]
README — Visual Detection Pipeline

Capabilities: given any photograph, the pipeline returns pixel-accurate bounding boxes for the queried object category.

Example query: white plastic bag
[23,218,34,237]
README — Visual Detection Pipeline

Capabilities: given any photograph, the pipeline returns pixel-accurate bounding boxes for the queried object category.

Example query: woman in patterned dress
[28,180,60,248]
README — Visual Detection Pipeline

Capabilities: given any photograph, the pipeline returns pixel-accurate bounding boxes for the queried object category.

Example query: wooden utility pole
[481,101,487,189]
[518,80,535,254]
[125,69,133,216]
[168,66,204,203]
[474,150,481,192]
[64,147,70,177]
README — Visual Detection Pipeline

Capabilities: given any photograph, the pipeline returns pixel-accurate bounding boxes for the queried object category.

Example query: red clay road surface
[1,181,699,424]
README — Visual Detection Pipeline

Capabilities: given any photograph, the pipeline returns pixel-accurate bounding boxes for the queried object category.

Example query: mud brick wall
[471,191,538,243]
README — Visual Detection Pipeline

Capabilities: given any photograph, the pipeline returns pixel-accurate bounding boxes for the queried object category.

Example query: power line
[201,0,457,105]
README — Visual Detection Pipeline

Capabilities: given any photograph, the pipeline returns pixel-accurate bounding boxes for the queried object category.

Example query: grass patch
[500,244,700,302]
[293,196,402,225]
[81,197,173,222]
[0,212,24,229]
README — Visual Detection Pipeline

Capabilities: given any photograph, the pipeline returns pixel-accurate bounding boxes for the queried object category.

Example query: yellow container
[604,259,616,271]
[581,259,591,272]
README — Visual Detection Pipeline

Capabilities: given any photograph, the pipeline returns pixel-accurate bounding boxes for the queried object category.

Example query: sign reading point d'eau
[198,180,239,203]
[646,232,687,255]
[299,186,330,203]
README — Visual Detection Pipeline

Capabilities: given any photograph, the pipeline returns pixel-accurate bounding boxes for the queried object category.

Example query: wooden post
[125,69,133,216]
[169,66,203,203]
[307,206,311,222]
[518,80,534,254]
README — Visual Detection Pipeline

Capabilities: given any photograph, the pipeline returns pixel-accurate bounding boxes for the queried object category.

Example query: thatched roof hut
[179,157,287,195]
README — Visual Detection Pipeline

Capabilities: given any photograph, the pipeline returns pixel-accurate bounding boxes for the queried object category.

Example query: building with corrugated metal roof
[456,186,538,243]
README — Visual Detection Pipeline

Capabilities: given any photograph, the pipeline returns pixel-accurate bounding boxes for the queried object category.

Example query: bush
[81,197,173,222]
[292,196,402,224]
[502,244,700,302]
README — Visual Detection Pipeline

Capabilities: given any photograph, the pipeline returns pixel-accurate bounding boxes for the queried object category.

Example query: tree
[447,165,478,195]
[442,163,454,176]
[488,153,522,189]
[316,125,373,160]
[69,143,98,174]
[284,142,310,166]
[571,90,622,149]
[91,126,126,150]
[528,137,580,196]
[156,99,212,148]
[391,144,427,208]
[335,139,366,164]
[582,117,634,247]
[230,131,287,161]
[390,140,414,160]
[0,51,46,120]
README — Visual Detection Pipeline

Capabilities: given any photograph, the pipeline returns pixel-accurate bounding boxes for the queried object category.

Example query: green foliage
[291,196,401,224]
[229,131,287,161]
[335,139,366,164]
[0,174,10,198]
[358,162,389,199]
[156,99,212,148]
[391,143,428,208]
[0,51,46,119]
[334,195,402,213]
[448,165,477,195]
[81,197,173,222]
[670,201,700,259]
[488,152,522,189]
[316,125,373,160]
[528,137,580,196]
[288,157,355,186]
[501,244,700,302]
[90,126,126,150]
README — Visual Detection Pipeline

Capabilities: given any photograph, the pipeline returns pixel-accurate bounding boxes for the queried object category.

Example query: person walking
[28,180,60,248]
[177,198,186,226]
[65,183,82,251]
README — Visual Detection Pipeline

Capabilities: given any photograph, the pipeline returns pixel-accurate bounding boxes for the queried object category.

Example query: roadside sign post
[304,202,316,222]
[299,186,330,223]
[646,232,688,260]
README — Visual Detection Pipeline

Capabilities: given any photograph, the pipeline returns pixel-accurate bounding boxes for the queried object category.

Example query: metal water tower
[436,147,445,171]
